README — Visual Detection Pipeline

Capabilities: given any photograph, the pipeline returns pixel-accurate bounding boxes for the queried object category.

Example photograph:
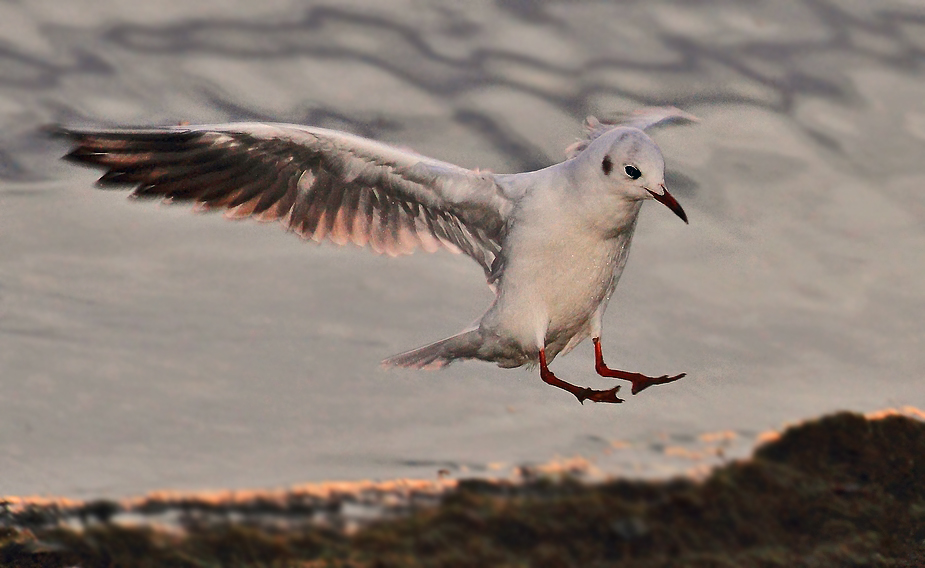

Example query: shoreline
[3,407,924,566]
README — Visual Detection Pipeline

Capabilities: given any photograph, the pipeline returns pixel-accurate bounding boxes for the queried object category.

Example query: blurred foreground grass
[3,411,925,567]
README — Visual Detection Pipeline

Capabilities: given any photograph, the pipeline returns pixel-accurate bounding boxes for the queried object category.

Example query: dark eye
[624,165,641,180]
[601,155,613,176]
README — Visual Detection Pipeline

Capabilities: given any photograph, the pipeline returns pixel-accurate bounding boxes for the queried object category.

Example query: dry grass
[3,411,925,567]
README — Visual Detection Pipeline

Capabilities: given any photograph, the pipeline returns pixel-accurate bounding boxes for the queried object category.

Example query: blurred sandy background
[0,0,923,499]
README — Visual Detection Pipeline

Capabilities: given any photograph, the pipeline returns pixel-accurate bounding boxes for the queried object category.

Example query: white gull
[53,106,696,404]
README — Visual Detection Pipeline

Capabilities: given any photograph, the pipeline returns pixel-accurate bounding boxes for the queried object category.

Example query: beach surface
[3,409,925,566]
[0,1,924,500]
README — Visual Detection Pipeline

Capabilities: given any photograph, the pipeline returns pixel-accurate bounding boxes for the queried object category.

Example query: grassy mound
[3,411,925,567]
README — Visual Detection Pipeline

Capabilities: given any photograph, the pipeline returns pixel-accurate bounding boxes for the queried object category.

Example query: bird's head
[585,127,688,224]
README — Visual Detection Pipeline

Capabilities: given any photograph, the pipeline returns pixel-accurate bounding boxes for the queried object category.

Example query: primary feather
[54,123,513,278]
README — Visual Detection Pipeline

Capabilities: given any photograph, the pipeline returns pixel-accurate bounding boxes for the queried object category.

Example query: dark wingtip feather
[46,124,200,143]
[96,169,137,187]
[42,124,76,139]
[62,146,101,165]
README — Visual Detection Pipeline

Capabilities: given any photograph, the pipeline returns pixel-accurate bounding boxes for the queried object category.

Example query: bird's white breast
[481,173,642,358]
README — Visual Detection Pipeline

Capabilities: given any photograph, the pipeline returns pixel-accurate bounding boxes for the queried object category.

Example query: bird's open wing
[53,122,514,277]
[565,106,699,158]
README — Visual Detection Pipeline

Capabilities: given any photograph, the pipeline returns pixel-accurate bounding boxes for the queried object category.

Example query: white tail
[381,329,482,370]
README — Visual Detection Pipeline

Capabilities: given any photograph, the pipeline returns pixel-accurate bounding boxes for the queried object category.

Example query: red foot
[593,338,686,395]
[539,348,623,404]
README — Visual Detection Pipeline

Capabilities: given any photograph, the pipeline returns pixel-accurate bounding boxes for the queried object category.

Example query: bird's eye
[624,165,641,180]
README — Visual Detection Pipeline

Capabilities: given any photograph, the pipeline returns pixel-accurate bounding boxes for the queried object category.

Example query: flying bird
[52,106,695,404]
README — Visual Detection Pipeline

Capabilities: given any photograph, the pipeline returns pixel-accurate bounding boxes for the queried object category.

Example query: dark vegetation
[3,411,925,567]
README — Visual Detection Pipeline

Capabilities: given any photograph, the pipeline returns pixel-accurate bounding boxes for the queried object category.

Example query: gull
[52,106,695,404]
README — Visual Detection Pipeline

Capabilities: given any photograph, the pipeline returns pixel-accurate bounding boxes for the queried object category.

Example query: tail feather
[381,329,482,370]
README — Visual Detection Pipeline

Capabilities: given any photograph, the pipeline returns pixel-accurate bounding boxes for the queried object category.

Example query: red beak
[646,184,688,224]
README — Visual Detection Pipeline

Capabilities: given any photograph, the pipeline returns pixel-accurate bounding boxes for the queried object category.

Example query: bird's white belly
[483,228,624,357]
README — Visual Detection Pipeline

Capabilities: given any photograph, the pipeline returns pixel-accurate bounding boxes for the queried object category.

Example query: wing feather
[565,106,699,159]
[53,123,513,277]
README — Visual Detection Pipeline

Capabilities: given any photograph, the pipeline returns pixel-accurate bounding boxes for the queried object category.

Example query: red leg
[593,337,686,395]
[539,348,623,404]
